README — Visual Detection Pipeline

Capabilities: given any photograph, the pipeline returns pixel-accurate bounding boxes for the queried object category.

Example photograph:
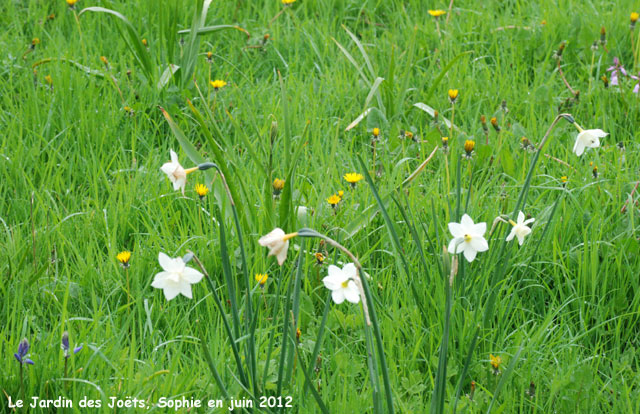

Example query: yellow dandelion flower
[282,0,296,4]
[296,328,301,342]
[338,190,344,198]
[31,38,40,47]
[195,183,209,199]
[210,79,227,90]
[206,51,213,62]
[490,354,502,370]
[45,75,52,85]
[141,38,148,47]
[561,175,568,186]
[490,117,501,132]
[116,251,131,268]
[428,10,446,18]
[66,0,79,6]
[448,89,459,102]
[255,273,268,286]
[327,194,341,206]
[632,12,639,23]
[344,172,364,187]
[272,178,285,197]
[464,140,475,158]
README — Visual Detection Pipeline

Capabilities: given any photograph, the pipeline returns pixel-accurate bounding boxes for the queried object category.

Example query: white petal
[463,246,477,262]
[470,236,488,252]
[448,222,464,237]
[179,282,193,299]
[331,290,346,304]
[517,211,525,224]
[170,150,179,164]
[447,237,458,254]
[506,228,516,242]
[275,241,289,265]
[182,267,204,283]
[151,272,170,287]
[460,214,474,229]
[327,265,343,280]
[447,238,459,254]
[322,275,340,291]
[163,283,181,301]
[516,233,525,246]
[160,162,177,177]
[472,221,486,236]
[259,228,285,247]
[524,218,535,225]
[158,253,175,272]
[342,263,357,279]
[573,138,585,156]
[343,282,360,304]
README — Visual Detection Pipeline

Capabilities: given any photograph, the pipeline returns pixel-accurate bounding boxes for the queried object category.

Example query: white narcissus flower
[151,252,204,301]
[160,150,199,195]
[322,263,360,304]
[447,214,489,262]
[573,127,607,157]
[506,211,535,246]
[259,228,295,266]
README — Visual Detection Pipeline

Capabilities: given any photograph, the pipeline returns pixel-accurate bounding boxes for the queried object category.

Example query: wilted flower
[315,252,325,265]
[344,172,364,187]
[116,251,131,268]
[141,38,148,47]
[14,338,34,365]
[572,124,607,157]
[210,79,227,90]
[520,137,534,151]
[601,75,609,88]
[447,214,489,262]
[322,263,360,304]
[151,252,204,300]
[258,228,297,266]
[506,211,534,245]
[206,51,213,63]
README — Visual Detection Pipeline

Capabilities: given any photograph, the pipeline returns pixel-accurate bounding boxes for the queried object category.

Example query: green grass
[1,0,639,412]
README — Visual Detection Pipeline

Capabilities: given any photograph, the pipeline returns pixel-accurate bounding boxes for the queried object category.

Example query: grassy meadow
[1,0,640,412]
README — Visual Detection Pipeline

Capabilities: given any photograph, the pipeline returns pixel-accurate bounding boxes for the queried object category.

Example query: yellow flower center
[341,280,350,288]
[464,234,472,243]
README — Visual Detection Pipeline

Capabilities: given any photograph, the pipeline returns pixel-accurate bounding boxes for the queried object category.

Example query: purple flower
[61,331,82,359]
[607,57,628,87]
[14,338,34,365]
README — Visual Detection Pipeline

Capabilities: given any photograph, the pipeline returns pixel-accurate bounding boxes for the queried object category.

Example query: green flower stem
[297,227,394,414]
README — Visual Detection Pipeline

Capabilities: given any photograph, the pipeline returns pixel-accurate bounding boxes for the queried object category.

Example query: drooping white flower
[151,252,204,301]
[258,228,294,265]
[506,211,535,246]
[573,128,607,157]
[322,263,360,304]
[447,214,489,262]
[160,150,188,194]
